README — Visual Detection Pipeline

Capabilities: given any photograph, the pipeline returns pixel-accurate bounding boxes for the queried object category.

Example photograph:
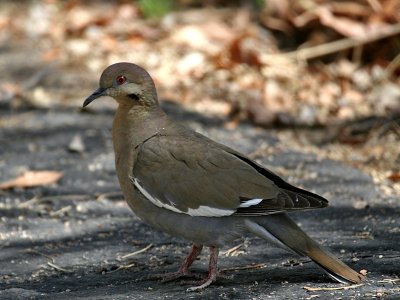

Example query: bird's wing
[132,131,327,217]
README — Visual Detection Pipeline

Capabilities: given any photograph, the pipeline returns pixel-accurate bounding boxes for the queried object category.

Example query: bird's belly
[125,188,246,247]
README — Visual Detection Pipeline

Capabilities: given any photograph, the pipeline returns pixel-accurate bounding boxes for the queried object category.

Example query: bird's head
[83,62,158,108]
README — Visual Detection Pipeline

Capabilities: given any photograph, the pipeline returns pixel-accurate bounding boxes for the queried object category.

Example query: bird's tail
[244,213,365,284]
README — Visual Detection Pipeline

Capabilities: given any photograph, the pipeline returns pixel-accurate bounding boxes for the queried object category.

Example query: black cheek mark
[128,94,140,101]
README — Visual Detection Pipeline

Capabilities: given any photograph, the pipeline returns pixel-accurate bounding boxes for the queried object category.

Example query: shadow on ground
[0,105,399,299]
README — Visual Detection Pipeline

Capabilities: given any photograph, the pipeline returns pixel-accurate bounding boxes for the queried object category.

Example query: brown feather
[249,213,365,284]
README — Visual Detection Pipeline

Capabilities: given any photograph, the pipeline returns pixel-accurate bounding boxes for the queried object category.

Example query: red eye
[116,76,126,85]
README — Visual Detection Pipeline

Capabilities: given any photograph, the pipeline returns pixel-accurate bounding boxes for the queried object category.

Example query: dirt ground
[0,100,399,299]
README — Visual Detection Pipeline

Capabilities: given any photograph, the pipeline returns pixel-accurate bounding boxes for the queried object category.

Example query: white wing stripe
[239,198,263,208]
[132,177,183,214]
[131,176,235,217]
[187,206,234,217]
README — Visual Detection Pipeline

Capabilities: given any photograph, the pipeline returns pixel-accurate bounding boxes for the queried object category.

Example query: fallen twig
[303,284,364,292]
[263,23,400,62]
[18,196,40,208]
[221,263,268,272]
[27,249,73,273]
[222,243,243,256]
[108,262,137,273]
[120,244,153,259]
[49,205,72,217]
[26,249,55,263]
[47,262,73,273]
[378,278,400,284]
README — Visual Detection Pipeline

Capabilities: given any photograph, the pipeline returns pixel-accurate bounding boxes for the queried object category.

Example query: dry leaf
[388,172,400,182]
[0,171,63,189]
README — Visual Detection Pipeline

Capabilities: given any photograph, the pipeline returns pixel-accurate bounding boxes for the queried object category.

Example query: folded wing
[132,130,327,217]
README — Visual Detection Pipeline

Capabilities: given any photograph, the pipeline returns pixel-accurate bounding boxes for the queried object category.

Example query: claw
[149,244,203,282]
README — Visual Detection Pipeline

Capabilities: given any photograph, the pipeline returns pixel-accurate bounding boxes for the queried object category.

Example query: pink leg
[186,246,219,292]
[150,244,203,282]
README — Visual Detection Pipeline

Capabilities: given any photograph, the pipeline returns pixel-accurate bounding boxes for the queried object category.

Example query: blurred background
[0,2,399,298]
[1,0,399,195]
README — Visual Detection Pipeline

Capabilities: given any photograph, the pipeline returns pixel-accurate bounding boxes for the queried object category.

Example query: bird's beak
[83,87,107,107]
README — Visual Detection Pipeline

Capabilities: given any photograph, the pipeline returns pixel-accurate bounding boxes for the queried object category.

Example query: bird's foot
[186,246,233,292]
[185,273,217,292]
[186,273,223,292]
[184,270,232,291]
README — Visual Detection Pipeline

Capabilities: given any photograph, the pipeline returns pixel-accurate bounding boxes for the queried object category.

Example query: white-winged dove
[83,63,365,291]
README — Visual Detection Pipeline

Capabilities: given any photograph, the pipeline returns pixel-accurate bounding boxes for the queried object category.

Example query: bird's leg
[186,246,220,292]
[149,243,204,282]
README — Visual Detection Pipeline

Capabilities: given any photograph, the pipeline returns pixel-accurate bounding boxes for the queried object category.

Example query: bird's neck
[113,104,168,145]
[112,104,168,169]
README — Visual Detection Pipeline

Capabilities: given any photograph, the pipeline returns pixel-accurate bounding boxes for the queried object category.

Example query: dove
[83,62,365,291]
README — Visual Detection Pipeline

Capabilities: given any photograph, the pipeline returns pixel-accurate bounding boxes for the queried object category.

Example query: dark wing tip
[235,189,327,216]
[281,188,329,209]
[229,152,329,207]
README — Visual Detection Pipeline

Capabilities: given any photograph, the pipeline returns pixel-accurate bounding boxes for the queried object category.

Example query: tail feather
[245,213,365,284]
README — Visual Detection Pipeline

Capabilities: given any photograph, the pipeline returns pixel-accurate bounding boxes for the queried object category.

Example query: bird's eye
[116,76,127,85]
